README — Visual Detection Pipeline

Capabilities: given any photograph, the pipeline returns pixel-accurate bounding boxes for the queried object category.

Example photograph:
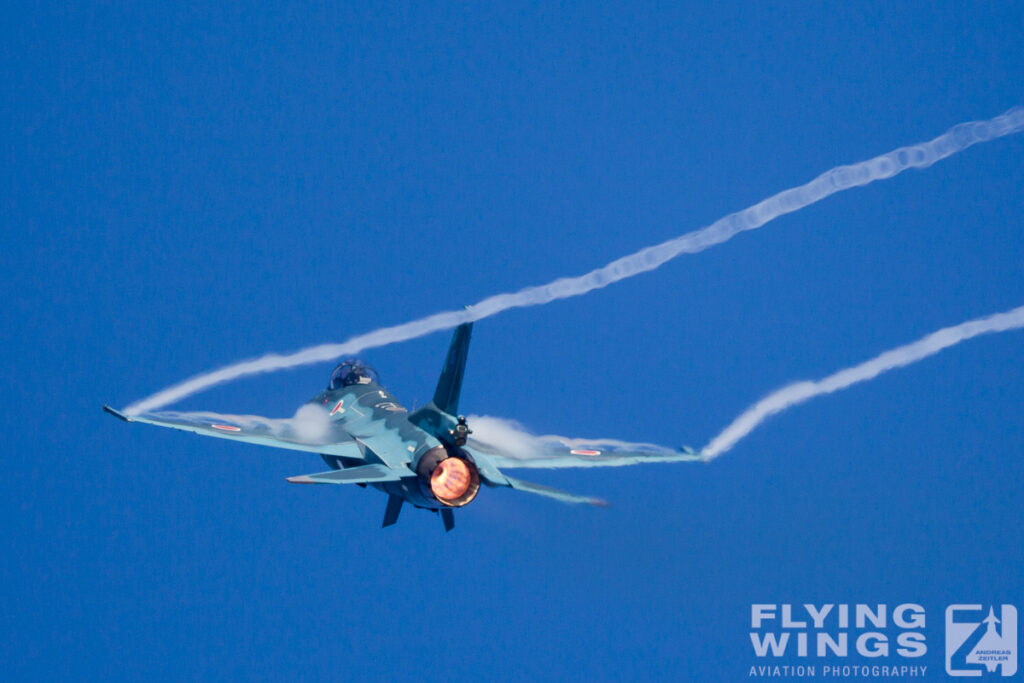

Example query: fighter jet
[104,323,700,531]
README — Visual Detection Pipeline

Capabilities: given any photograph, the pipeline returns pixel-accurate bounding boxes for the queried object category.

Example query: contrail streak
[702,303,1024,459]
[123,106,1024,416]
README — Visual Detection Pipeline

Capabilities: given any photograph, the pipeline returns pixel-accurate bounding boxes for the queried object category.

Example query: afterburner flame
[431,458,471,502]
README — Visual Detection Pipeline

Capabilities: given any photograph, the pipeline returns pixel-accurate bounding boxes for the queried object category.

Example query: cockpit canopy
[328,360,379,390]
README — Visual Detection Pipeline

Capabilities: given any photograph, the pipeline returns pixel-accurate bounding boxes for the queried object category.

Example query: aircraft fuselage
[310,379,479,511]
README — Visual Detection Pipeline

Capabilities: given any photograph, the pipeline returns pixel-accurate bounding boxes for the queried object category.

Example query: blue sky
[3,2,1022,680]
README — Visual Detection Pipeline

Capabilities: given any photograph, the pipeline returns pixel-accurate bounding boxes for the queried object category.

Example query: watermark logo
[946,605,1017,677]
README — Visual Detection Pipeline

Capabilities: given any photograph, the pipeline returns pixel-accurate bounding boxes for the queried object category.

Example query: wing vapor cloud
[123,106,1024,416]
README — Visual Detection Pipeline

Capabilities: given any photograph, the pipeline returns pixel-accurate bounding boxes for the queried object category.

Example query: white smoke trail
[123,106,1024,416]
[702,303,1024,459]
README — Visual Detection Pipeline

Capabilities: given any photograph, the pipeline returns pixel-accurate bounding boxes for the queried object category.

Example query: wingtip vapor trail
[122,106,1024,416]
[701,303,1024,459]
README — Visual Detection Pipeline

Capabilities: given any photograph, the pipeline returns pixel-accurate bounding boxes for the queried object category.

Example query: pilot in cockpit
[328,360,379,390]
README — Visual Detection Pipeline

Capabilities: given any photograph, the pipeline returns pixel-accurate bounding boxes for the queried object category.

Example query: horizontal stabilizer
[504,475,608,507]
[287,463,405,485]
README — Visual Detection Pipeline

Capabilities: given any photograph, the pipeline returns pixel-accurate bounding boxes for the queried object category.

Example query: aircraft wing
[463,438,703,470]
[462,437,701,508]
[103,405,366,459]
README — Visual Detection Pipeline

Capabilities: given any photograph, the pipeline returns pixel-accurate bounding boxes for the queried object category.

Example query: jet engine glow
[415,446,481,508]
[430,458,478,506]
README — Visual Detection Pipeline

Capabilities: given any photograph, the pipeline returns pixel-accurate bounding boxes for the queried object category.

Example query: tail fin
[433,322,473,414]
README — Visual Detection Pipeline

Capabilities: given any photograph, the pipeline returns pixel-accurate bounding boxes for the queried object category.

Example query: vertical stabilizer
[433,322,473,414]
